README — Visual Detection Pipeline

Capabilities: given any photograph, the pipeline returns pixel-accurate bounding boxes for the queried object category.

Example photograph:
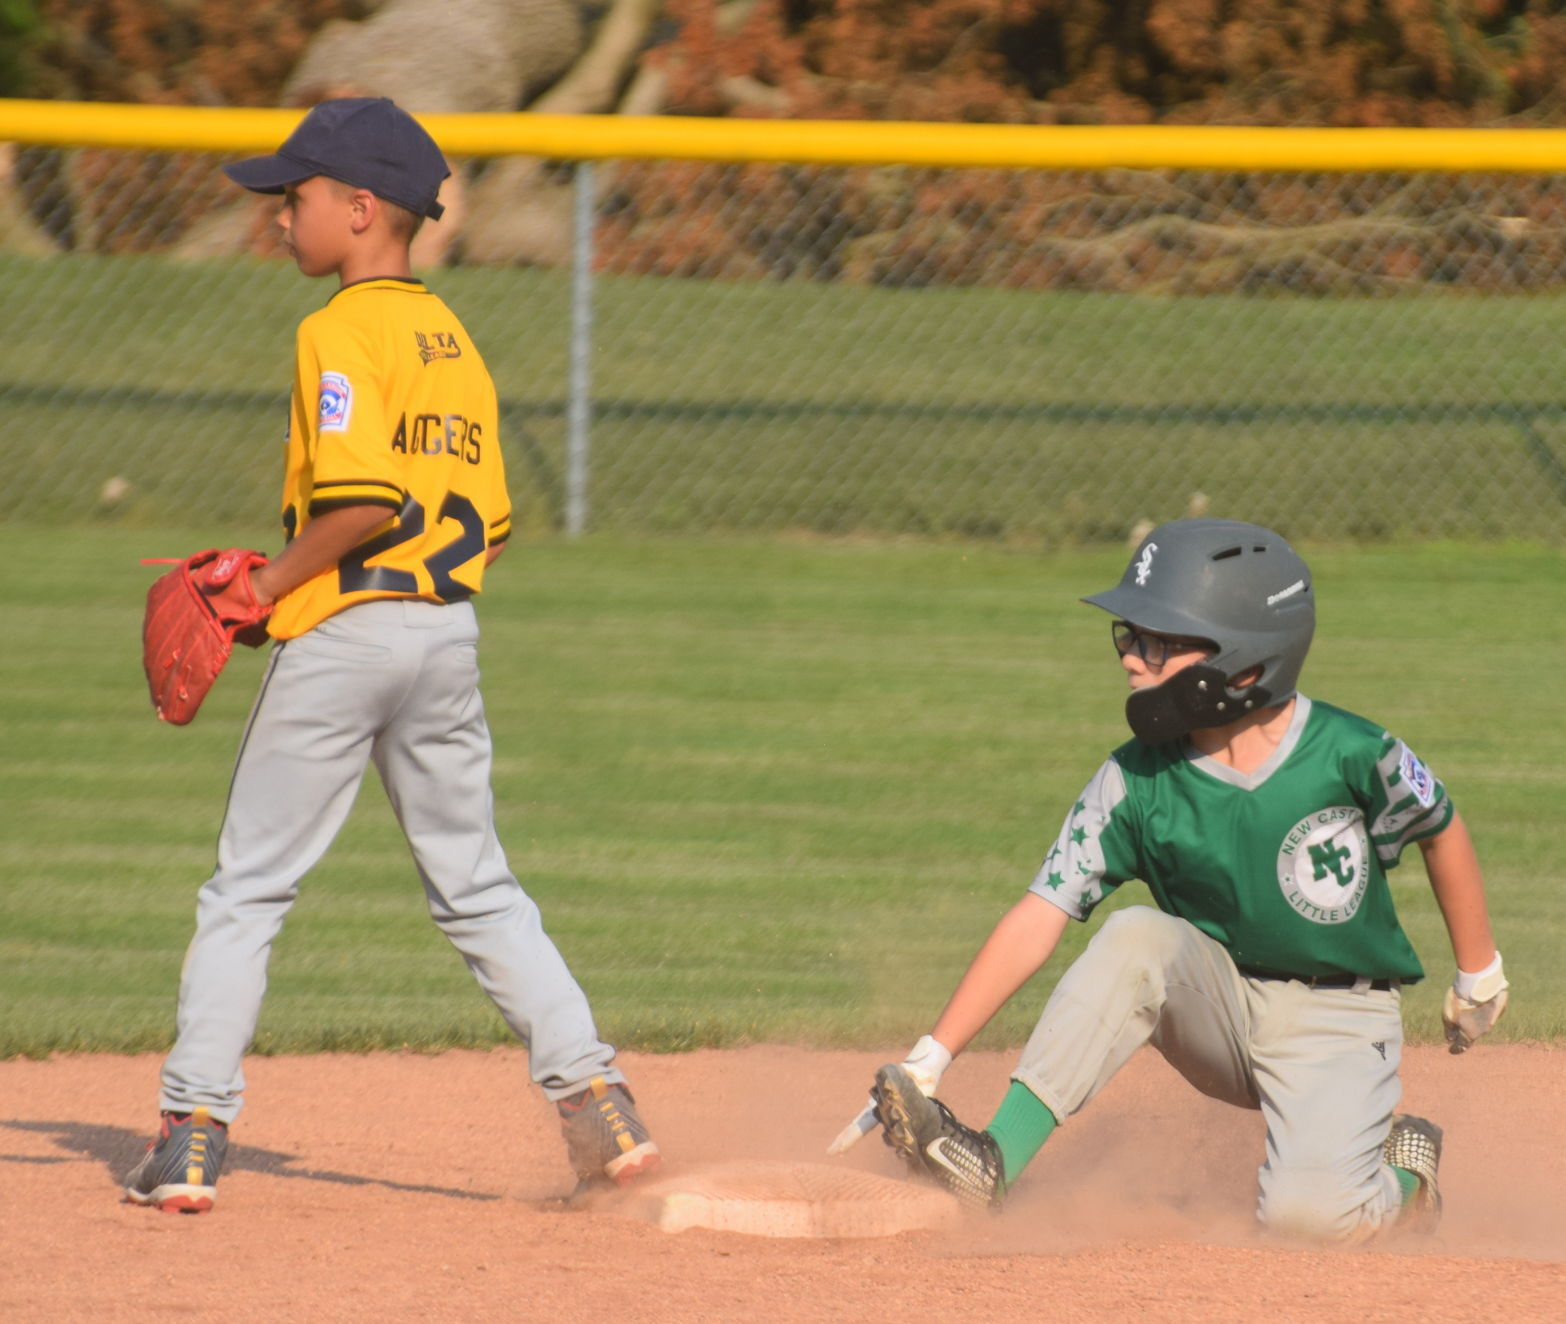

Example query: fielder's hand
[827,1034,952,1155]
[1442,952,1509,1055]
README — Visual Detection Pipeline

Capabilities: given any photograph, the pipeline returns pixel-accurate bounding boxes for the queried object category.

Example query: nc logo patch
[318,372,352,433]
[1134,541,1158,586]
[1276,806,1371,925]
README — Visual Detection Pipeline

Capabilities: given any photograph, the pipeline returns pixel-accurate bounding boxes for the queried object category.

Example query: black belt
[1237,967,1395,991]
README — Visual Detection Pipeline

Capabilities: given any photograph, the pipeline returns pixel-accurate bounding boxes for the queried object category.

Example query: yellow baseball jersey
[268,277,511,640]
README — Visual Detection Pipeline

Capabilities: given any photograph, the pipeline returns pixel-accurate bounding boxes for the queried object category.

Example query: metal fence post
[565,159,595,538]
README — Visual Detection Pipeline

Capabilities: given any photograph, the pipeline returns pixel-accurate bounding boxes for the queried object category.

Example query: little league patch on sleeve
[317,372,353,433]
[1399,747,1437,807]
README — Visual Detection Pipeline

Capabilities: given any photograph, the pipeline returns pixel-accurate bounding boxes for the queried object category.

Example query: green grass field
[1,530,1560,1059]
[4,253,1565,539]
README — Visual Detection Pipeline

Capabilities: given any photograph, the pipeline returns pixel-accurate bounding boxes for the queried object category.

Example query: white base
[620,1160,960,1239]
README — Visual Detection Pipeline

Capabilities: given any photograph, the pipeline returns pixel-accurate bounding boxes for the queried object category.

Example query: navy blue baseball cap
[224,97,450,220]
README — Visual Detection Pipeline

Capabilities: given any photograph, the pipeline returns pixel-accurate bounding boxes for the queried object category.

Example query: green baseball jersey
[1029,697,1452,981]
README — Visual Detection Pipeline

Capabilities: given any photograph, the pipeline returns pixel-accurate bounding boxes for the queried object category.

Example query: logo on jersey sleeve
[1276,806,1371,925]
[318,372,353,432]
[1399,747,1437,807]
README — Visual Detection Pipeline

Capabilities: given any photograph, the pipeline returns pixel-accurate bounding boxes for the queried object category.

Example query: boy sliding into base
[125,98,658,1212]
[836,518,1508,1241]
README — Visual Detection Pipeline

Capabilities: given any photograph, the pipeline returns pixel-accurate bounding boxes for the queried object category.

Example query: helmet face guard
[1123,662,1277,743]
[1084,519,1315,743]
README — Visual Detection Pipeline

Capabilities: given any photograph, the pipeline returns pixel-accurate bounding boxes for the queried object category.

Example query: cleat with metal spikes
[1383,1113,1443,1233]
[872,1064,1005,1213]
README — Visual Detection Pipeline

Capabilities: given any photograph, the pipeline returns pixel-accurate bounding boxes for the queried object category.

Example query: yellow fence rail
[4,98,1566,172]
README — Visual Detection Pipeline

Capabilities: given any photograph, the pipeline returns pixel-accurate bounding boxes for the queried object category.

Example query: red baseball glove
[141,547,272,725]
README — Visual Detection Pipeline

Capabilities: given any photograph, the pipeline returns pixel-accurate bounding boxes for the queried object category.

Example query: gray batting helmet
[1083,519,1315,743]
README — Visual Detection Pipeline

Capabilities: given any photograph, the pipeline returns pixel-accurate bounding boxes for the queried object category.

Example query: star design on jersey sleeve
[1033,774,1120,911]
[1059,793,1110,902]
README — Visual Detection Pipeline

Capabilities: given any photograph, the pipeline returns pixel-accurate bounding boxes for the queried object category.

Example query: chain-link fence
[4,141,1565,542]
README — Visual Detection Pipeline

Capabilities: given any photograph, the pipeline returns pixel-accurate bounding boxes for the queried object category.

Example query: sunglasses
[1111,620,1211,668]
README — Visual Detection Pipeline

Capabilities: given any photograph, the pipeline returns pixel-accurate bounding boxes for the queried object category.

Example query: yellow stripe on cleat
[186,1108,213,1186]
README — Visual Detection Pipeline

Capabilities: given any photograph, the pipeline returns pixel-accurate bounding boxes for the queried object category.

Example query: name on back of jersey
[390,412,483,464]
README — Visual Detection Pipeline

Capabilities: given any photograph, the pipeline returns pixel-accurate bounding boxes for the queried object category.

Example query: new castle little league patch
[1276,806,1372,925]
[318,372,353,433]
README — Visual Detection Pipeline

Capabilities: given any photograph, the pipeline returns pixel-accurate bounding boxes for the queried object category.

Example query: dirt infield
[3,1044,1561,1321]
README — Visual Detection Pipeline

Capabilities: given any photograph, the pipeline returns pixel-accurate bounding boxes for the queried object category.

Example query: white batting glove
[827,1034,952,1155]
[1442,952,1509,1055]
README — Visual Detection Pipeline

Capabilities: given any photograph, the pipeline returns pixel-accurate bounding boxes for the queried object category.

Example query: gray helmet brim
[1082,586,1219,644]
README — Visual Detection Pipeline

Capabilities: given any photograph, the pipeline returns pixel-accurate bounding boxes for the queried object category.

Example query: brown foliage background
[28,0,374,105]
[17,0,1566,288]
[27,0,1566,126]
[18,0,373,251]
[655,0,1566,127]
[613,0,1566,289]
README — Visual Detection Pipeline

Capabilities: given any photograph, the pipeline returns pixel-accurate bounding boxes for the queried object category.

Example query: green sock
[1392,1166,1420,1205]
[983,1081,1058,1190]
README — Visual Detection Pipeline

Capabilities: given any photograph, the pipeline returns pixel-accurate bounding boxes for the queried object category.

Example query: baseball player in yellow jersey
[125,98,660,1214]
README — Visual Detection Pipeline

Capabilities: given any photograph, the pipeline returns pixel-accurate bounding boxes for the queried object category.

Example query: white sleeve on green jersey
[1368,736,1453,864]
[1028,759,1133,920]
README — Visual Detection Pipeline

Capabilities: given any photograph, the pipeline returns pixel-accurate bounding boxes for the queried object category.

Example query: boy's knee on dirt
[1258,1164,1392,1242]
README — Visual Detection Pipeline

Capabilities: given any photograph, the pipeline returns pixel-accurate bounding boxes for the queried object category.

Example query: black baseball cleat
[1382,1113,1443,1232]
[124,1107,229,1213]
[872,1064,1005,1213]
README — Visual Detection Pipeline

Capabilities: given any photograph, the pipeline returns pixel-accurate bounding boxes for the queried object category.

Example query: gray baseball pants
[159,598,621,1122]
[1013,906,1404,1240]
